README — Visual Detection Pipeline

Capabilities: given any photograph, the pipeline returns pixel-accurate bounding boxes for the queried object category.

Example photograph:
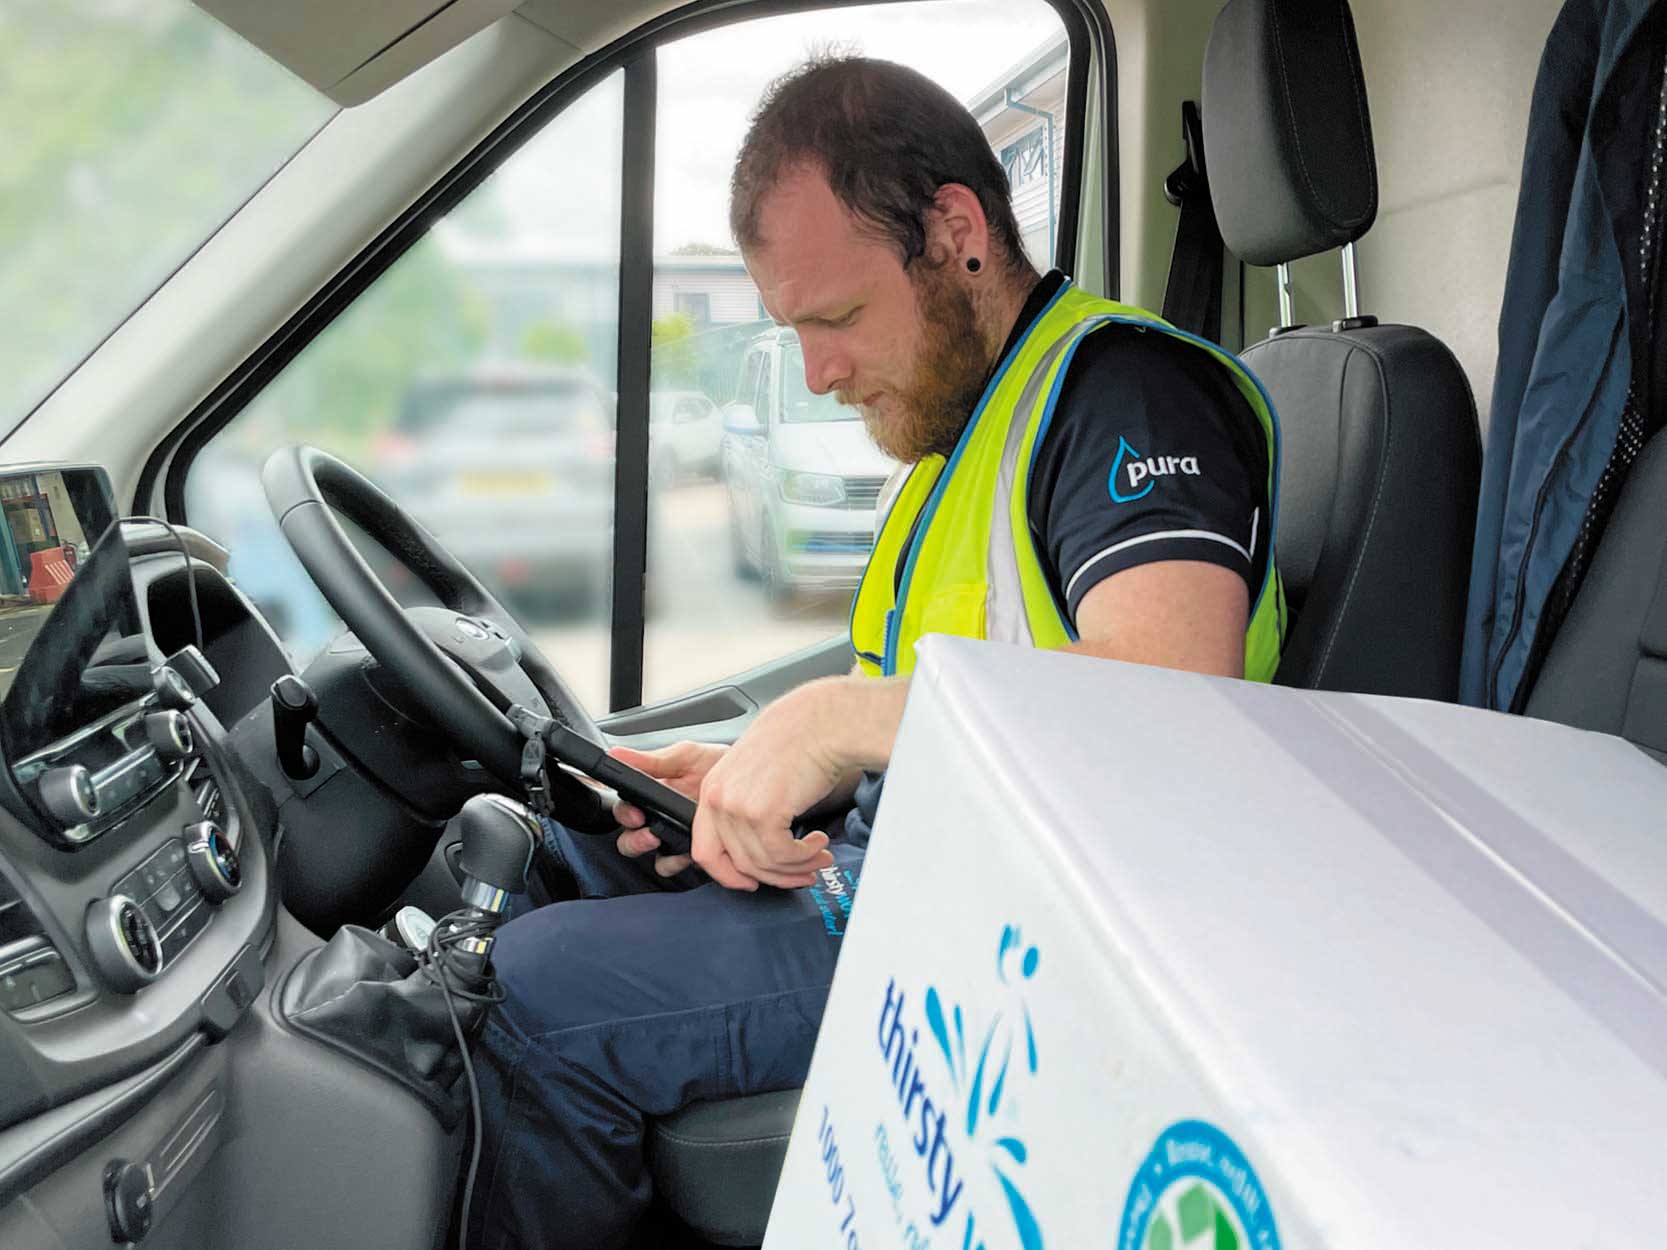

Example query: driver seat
[646,1090,801,1245]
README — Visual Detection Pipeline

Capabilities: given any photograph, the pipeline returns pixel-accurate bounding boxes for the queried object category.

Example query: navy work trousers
[468,817,864,1250]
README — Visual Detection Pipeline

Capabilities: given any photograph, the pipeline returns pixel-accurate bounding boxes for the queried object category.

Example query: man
[471,56,1283,1249]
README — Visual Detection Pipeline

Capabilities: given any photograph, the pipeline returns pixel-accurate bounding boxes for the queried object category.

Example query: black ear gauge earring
[966,257,982,273]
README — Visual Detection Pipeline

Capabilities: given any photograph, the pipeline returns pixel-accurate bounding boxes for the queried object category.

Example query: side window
[642,1,1067,703]
[185,73,625,710]
[182,1,1071,713]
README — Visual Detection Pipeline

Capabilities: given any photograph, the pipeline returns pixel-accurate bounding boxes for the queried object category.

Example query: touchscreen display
[0,468,119,705]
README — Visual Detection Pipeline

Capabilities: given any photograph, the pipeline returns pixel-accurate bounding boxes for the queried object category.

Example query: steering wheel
[260,445,606,807]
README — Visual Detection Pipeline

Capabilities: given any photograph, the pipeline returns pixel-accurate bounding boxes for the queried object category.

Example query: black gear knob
[457,794,539,912]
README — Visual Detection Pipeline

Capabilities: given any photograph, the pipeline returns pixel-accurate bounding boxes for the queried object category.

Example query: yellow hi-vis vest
[850,281,1287,679]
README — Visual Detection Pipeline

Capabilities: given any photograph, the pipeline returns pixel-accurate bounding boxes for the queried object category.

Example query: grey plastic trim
[0,1034,204,1207]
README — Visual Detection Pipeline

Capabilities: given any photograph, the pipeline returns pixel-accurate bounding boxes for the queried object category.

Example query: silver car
[376,366,616,614]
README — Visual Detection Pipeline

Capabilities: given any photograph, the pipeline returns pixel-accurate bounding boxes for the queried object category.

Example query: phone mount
[507,705,698,855]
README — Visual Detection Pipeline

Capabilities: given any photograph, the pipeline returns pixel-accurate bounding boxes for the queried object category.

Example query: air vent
[0,868,76,1015]
[185,757,225,825]
[0,870,42,946]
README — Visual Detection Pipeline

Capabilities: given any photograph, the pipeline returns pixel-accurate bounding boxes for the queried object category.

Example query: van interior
[1,0,1659,1247]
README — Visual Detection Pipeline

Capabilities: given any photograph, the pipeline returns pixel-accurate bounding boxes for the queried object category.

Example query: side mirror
[723,403,762,434]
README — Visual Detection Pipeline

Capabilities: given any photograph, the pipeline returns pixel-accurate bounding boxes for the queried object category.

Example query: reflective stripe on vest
[850,281,1287,680]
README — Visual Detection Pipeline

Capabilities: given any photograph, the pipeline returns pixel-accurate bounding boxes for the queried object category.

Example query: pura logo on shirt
[1109,436,1201,503]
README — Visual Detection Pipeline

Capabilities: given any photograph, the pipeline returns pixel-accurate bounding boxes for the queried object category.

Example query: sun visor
[193,0,522,107]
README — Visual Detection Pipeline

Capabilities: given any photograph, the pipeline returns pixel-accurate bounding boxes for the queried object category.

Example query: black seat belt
[1161,101,1225,343]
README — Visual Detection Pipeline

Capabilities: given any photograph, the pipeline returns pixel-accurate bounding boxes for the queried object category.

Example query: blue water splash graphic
[924,925,1047,1250]
[988,1043,1012,1118]
[995,1138,1027,1165]
[925,987,960,1086]
[966,1013,1003,1136]
[993,1170,1045,1250]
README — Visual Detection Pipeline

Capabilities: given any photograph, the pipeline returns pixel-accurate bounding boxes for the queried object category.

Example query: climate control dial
[85,896,161,993]
[39,764,99,829]
[144,710,194,760]
[185,822,241,904]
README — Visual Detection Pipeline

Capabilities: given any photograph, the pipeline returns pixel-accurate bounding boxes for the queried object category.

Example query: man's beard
[862,262,992,462]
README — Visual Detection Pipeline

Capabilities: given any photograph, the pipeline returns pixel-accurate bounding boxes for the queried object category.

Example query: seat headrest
[1201,0,1379,267]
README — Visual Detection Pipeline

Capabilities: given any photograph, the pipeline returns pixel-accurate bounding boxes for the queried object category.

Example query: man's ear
[924,183,992,269]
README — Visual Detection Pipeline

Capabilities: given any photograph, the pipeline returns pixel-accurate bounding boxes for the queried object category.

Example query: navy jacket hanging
[1462,0,1665,710]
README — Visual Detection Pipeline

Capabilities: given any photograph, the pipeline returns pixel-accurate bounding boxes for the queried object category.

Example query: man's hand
[613,676,905,892]
[692,676,905,891]
[690,683,843,890]
[610,742,727,878]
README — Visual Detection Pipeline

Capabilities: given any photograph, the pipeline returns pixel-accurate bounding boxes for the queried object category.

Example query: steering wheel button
[455,617,489,640]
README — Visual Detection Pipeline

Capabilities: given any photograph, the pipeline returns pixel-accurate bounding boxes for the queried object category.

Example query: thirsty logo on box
[874,923,1045,1250]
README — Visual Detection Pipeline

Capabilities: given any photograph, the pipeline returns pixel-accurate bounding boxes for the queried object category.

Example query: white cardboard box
[764,637,1667,1250]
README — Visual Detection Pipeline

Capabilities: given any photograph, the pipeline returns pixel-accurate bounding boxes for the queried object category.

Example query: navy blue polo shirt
[848,275,1269,844]
[1019,271,1270,625]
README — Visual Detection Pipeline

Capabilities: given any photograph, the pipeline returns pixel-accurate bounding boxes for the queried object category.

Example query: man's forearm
[804,765,865,819]
[818,673,911,775]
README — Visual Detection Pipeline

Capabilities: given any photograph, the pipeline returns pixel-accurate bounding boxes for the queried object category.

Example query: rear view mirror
[723,403,762,434]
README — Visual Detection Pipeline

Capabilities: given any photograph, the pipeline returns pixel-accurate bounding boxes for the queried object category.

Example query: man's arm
[686,556,1247,888]
[1068,559,1247,676]
[812,557,1247,771]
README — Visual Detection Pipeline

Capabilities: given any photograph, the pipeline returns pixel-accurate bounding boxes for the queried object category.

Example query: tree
[242,239,488,453]
[521,321,591,365]
[0,2,335,425]
[651,313,700,387]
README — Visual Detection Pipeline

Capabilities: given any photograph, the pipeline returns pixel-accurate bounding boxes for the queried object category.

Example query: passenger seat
[1521,428,1667,761]
[1203,0,1482,701]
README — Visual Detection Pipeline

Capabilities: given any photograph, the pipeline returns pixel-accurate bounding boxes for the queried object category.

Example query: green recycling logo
[1118,1122,1280,1250]
[1143,1177,1246,1250]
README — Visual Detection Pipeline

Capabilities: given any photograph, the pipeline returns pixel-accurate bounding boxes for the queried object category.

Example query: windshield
[0,0,336,433]
[781,342,859,424]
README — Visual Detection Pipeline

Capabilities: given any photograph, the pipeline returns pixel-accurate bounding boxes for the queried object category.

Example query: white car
[649,389,723,482]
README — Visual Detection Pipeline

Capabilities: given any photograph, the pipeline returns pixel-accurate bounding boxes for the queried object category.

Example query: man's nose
[801,338,850,397]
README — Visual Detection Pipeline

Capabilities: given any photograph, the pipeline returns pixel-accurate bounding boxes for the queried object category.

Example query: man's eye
[831,308,860,328]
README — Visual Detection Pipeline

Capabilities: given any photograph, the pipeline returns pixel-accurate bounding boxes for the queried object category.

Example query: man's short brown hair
[729,55,1031,274]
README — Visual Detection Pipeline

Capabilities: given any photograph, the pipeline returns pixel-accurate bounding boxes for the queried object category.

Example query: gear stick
[276,793,542,1141]
[445,793,540,962]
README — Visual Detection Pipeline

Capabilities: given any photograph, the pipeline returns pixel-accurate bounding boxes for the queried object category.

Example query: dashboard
[0,464,462,1250]
[0,468,281,1146]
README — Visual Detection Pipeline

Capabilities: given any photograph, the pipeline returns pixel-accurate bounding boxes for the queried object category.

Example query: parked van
[720,328,895,601]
